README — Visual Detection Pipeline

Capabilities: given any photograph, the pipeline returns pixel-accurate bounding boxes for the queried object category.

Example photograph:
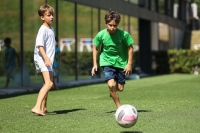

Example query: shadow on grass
[44,108,86,115]
[120,131,143,133]
[51,108,86,115]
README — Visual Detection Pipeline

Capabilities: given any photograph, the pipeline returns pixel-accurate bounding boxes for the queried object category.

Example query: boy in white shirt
[31,4,55,116]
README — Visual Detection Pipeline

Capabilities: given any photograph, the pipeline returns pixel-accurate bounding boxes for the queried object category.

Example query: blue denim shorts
[102,66,125,85]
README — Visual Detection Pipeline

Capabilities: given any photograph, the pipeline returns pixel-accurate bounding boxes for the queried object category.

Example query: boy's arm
[91,45,98,76]
[38,46,52,66]
[124,45,134,75]
[127,45,133,66]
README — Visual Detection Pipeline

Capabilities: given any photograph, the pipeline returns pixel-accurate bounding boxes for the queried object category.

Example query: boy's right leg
[108,79,121,108]
[31,71,53,116]
[41,93,48,113]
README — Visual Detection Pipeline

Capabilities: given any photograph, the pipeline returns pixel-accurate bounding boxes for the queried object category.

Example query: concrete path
[0,78,105,96]
[0,74,141,97]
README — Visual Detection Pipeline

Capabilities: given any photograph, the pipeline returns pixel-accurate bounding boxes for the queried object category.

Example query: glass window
[0,0,21,88]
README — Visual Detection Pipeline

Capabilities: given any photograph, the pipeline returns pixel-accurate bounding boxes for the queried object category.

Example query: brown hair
[105,10,121,24]
[38,4,54,16]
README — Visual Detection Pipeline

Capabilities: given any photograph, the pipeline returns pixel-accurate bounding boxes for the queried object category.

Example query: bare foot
[31,108,45,116]
[42,109,49,113]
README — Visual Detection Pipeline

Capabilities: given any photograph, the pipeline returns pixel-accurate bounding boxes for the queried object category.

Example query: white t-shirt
[34,25,55,73]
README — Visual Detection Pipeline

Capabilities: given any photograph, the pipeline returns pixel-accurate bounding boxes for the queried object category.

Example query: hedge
[0,50,200,76]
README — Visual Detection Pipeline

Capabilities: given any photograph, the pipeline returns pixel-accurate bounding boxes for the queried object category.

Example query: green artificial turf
[0,74,200,133]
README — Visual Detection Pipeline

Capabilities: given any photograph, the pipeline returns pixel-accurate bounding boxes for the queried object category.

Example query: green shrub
[0,50,200,76]
[168,49,200,73]
[60,52,93,75]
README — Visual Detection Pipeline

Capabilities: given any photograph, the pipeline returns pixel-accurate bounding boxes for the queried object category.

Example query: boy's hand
[44,58,52,67]
[124,64,132,76]
[91,65,98,76]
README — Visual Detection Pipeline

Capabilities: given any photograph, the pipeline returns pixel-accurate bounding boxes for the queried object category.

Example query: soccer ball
[115,104,138,128]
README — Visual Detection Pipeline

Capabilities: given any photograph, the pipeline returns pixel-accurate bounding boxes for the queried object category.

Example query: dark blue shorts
[102,66,125,85]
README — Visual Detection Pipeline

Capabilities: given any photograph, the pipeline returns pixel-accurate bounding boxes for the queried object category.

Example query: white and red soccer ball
[115,104,138,128]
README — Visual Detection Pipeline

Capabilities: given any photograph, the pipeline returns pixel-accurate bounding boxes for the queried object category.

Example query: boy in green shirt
[91,10,134,108]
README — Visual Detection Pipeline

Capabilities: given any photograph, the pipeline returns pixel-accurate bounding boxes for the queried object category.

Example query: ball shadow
[106,109,151,114]
[106,110,116,113]
[120,131,143,133]
[137,110,152,112]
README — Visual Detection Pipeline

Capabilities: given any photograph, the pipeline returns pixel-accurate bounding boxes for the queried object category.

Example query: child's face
[41,11,54,27]
[106,20,118,34]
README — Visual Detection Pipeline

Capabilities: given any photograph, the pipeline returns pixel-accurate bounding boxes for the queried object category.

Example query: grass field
[0,74,200,133]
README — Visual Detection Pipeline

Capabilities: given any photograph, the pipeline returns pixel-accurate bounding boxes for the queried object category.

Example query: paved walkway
[0,74,141,97]
[0,78,105,96]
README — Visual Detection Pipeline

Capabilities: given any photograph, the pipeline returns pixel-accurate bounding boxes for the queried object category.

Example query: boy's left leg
[103,66,123,108]
[115,82,124,92]
[110,67,125,108]
[115,68,126,92]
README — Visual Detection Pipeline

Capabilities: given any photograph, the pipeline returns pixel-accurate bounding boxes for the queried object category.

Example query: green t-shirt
[93,28,134,69]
